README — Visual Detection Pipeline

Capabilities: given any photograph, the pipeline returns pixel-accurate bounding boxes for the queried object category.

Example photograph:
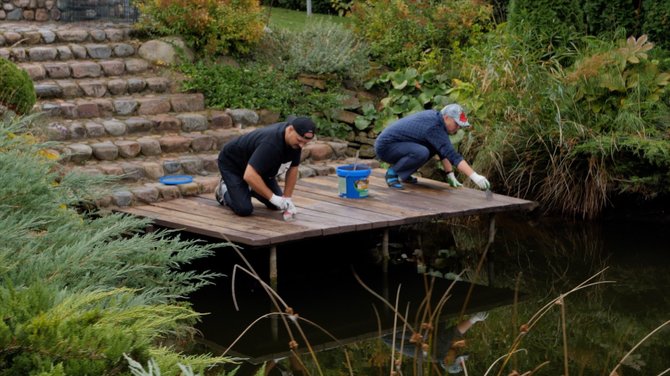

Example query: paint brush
[485,189,493,201]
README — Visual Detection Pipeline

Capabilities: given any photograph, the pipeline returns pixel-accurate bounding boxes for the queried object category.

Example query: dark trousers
[375,142,431,180]
[218,164,283,217]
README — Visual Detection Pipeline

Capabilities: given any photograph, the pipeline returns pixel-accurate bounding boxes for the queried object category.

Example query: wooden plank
[156,198,323,244]
[295,177,433,224]
[187,195,352,235]
[115,170,537,247]
[120,205,270,246]
[366,169,537,215]
[195,192,375,235]
[289,188,402,227]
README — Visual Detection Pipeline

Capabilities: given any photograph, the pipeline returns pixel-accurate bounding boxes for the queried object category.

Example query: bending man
[215,116,316,217]
[374,103,490,191]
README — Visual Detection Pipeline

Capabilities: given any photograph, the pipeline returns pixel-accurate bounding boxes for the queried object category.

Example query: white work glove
[286,198,298,215]
[446,172,463,188]
[282,198,298,221]
[469,172,491,190]
[469,311,488,324]
[269,194,290,210]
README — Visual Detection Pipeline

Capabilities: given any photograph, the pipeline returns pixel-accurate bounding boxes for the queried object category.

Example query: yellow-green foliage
[0,57,36,115]
[350,0,493,70]
[135,0,264,56]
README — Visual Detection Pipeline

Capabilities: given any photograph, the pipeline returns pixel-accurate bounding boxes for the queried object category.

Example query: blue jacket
[375,110,464,166]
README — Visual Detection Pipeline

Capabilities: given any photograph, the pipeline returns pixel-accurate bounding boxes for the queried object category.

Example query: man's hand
[270,194,290,210]
[469,311,488,324]
[286,198,298,215]
[446,172,463,188]
[469,172,491,190]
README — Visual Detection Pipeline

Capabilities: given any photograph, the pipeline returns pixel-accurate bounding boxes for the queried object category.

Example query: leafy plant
[359,68,451,133]
[178,60,341,120]
[134,0,264,55]
[350,0,493,70]
[329,0,353,16]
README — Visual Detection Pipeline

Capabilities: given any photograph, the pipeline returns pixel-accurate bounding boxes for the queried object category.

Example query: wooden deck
[117,168,537,247]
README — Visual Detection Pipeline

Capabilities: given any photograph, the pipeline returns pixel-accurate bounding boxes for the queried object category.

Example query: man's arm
[457,160,491,190]
[282,166,299,198]
[455,160,475,176]
[243,164,274,200]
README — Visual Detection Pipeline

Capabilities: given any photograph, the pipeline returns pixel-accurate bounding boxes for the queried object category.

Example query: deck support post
[270,245,278,291]
[382,229,390,274]
[269,245,279,339]
[486,214,496,286]
[382,229,390,303]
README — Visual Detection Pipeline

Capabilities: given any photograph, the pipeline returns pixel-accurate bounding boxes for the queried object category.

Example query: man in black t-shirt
[215,116,316,217]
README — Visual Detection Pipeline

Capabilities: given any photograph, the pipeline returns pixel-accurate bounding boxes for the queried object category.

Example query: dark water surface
[185,214,670,375]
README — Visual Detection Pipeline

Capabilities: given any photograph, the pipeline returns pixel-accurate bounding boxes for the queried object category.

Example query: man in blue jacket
[215,116,316,217]
[374,103,490,190]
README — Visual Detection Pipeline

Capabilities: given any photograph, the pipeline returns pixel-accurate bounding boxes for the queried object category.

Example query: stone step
[1,41,139,63]
[0,22,133,47]
[65,153,223,207]
[52,128,245,164]
[43,111,234,141]
[37,92,206,119]
[67,158,341,208]
[34,76,173,99]
[19,58,152,81]
[68,152,222,183]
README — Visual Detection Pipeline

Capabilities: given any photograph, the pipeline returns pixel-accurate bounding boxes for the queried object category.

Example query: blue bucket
[337,164,371,199]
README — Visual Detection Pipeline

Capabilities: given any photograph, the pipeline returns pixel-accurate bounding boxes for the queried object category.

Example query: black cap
[290,117,316,139]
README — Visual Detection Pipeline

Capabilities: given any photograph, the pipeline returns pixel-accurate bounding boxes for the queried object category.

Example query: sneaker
[215,178,227,206]
[403,175,418,184]
[385,168,403,189]
[443,354,469,374]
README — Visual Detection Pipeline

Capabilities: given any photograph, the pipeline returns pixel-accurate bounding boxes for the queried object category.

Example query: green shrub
[134,0,264,56]
[507,0,586,54]
[350,0,493,70]
[0,57,36,115]
[179,60,341,119]
[642,0,670,51]
[583,0,639,37]
[259,20,370,82]
[358,67,451,133]
[0,115,231,374]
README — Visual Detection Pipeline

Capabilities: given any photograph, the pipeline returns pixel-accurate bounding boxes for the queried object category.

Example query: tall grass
[211,219,669,375]
[453,26,670,219]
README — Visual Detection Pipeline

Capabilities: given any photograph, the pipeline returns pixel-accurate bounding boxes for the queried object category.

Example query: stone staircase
[1,21,349,208]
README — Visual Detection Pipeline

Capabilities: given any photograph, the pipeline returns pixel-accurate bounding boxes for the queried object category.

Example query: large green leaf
[354,117,371,130]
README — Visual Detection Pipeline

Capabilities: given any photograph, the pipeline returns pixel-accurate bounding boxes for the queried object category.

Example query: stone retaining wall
[0,0,136,22]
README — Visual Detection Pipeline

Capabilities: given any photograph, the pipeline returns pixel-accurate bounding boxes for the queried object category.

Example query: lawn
[261,6,353,31]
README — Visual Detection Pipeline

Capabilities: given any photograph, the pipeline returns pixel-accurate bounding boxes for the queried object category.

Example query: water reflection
[187,214,670,375]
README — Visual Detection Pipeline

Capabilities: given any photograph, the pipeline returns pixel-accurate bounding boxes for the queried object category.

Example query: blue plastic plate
[159,175,193,185]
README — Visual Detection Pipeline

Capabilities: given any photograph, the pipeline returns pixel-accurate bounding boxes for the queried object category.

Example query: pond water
[186,213,670,375]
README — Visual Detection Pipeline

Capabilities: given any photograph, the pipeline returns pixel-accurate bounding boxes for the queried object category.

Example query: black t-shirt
[220,122,301,178]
